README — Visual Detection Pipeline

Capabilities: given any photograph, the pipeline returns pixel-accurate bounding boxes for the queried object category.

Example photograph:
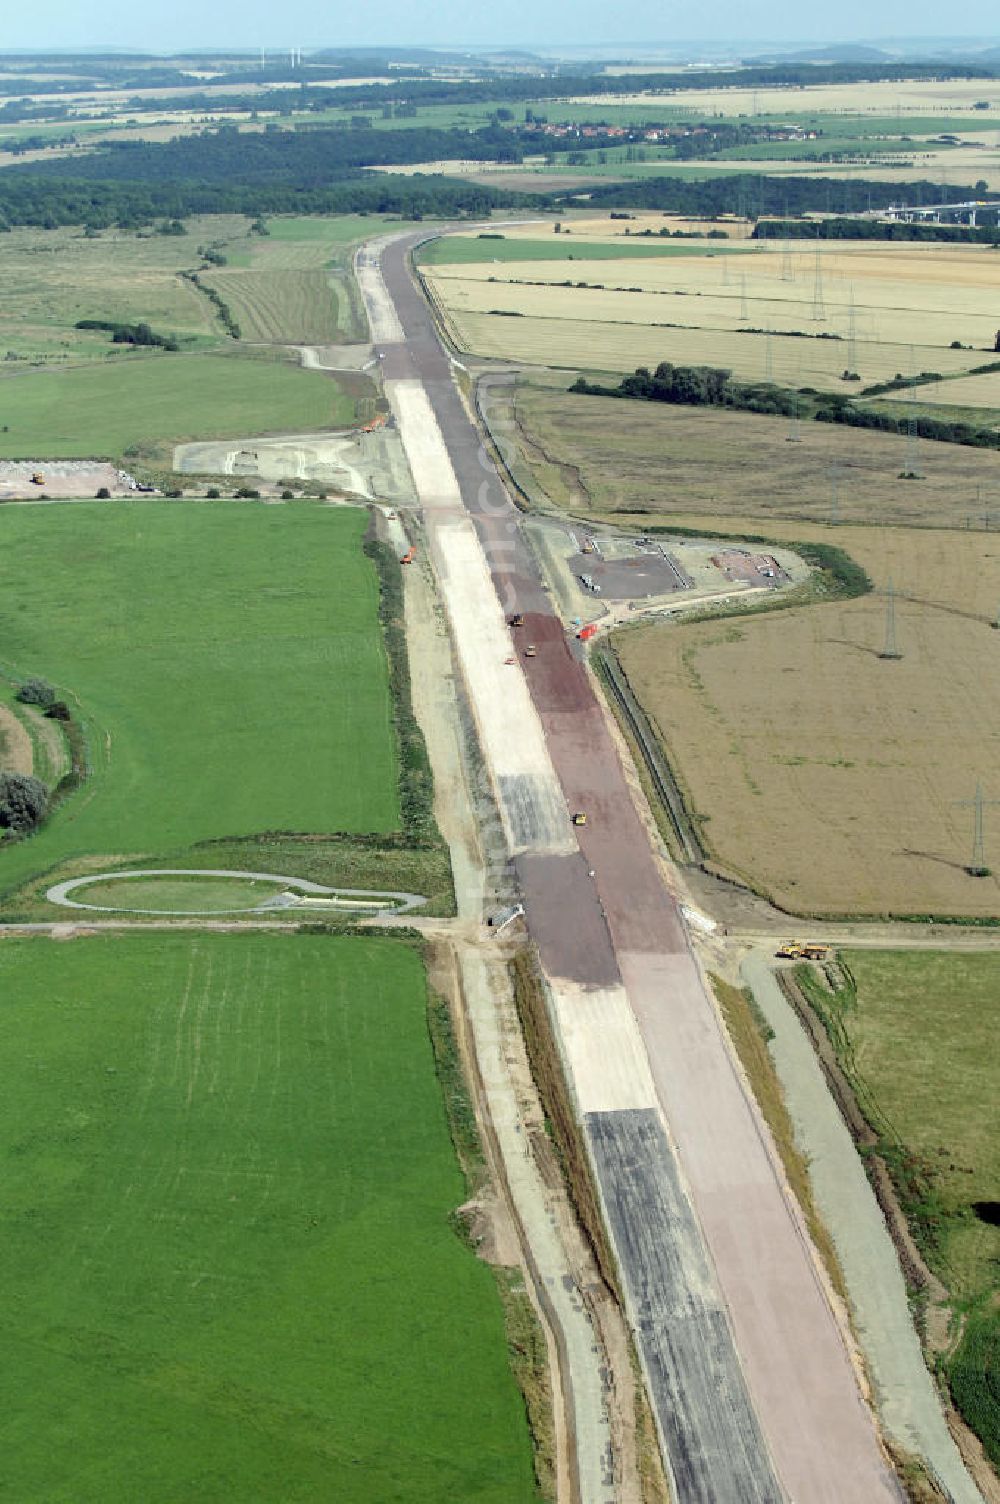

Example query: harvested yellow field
[567,77,1000,117]
[617,519,1000,918]
[487,213,755,241]
[701,143,1000,192]
[894,370,1000,409]
[435,304,977,389]
[508,388,1000,913]
[511,387,1000,530]
[427,239,1000,361]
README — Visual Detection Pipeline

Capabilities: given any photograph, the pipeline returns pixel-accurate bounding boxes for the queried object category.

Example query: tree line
[755,216,1000,243]
[582,173,1000,218]
[1,111,998,233]
[571,361,1000,453]
[13,123,535,186]
[0,172,531,231]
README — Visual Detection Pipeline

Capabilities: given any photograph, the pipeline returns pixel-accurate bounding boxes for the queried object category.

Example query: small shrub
[15,678,55,707]
[95,486,111,499]
[281,489,295,499]
[206,487,221,499]
[234,486,260,499]
[0,771,47,832]
[44,701,71,721]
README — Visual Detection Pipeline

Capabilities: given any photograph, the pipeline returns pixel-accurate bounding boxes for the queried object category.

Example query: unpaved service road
[371,231,903,1504]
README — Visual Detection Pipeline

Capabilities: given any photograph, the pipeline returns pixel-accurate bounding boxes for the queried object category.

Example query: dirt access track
[368,230,907,1503]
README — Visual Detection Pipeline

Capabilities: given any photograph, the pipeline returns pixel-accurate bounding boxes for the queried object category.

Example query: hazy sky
[6,0,1000,52]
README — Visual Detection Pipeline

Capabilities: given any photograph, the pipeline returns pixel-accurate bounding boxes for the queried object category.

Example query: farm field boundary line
[594,647,703,866]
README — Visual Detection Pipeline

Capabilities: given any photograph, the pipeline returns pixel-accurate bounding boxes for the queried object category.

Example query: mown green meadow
[416,234,736,265]
[0,353,352,458]
[200,214,379,343]
[805,949,1000,1465]
[0,933,539,1502]
[0,216,365,365]
[836,950,998,1302]
[0,220,237,364]
[0,502,399,893]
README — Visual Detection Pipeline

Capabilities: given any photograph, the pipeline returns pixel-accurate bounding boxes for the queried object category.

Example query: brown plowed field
[512,385,1000,531]
[617,517,1000,918]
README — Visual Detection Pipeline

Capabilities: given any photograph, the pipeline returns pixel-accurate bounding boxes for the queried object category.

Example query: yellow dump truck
[775,940,829,961]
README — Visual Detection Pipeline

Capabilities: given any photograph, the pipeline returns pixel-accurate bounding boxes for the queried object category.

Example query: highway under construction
[356,231,905,1504]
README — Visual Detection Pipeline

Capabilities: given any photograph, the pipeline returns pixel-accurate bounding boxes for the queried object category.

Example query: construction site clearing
[172,422,415,503]
[527,516,806,628]
[0,460,143,500]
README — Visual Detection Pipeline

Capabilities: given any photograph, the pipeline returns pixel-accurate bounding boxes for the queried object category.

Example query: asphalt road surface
[372,233,903,1504]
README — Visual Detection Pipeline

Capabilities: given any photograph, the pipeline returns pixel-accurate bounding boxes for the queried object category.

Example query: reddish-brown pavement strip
[378,234,901,1503]
[541,700,689,956]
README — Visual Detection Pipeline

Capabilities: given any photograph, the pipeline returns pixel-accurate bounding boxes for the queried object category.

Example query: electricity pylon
[954,783,1000,876]
[811,247,825,320]
[878,577,903,659]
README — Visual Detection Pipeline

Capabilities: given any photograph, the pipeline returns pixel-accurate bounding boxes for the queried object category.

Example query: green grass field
[62,874,290,913]
[0,503,399,894]
[200,216,382,342]
[836,950,998,1300]
[201,268,343,343]
[805,949,1000,1465]
[0,932,539,1501]
[266,214,394,243]
[0,214,381,372]
[417,234,735,265]
[0,353,352,457]
[0,220,250,365]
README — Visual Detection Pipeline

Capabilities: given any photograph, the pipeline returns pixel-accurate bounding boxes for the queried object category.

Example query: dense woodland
[755,216,1000,241]
[0,175,529,230]
[585,173,1000,217]
[1,111,997,230]
[17,124,535,183]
